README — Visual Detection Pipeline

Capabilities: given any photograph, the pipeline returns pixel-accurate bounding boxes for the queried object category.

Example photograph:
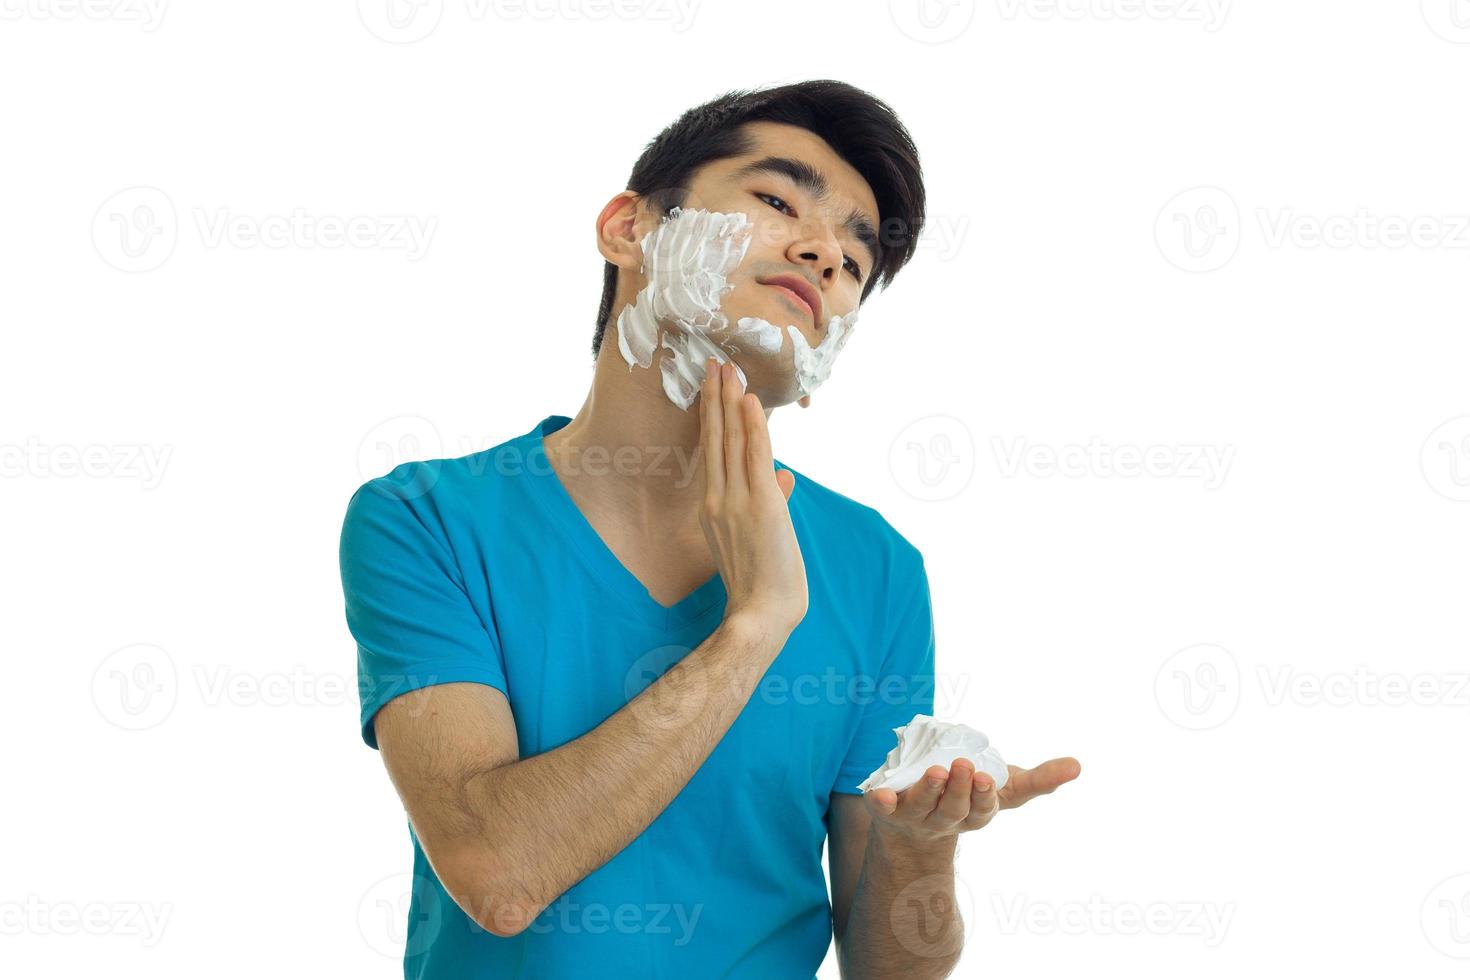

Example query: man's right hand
[697,356,809,640]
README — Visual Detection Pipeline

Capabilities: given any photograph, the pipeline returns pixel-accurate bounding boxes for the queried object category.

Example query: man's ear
[596,191,647,271]
[798,394,811,408]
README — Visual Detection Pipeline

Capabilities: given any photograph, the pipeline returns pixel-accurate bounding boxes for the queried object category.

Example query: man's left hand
[862,755,1081,842]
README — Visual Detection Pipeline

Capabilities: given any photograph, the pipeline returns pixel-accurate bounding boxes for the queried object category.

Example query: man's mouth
[757,276,821,328]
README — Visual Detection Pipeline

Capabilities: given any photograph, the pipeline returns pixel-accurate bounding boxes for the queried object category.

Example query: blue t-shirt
[338,414,935,979]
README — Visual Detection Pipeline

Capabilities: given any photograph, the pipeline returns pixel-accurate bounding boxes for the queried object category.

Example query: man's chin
[739,374,803,411]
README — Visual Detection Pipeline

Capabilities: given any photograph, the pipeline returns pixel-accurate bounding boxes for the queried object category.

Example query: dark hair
[591,79,926,358]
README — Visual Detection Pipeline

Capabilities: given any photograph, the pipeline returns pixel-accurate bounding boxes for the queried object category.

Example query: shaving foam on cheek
[659,323,749,411]
[734,308,859,398]
[787,308,857,397]
[614,205,859,408]
[731,317,784,354]
[615,207,754,411]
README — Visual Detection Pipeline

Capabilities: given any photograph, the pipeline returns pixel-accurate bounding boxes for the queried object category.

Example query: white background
[4,1,1469,976]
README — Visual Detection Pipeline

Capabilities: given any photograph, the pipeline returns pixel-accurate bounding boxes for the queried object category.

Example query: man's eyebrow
[727,155,880,274]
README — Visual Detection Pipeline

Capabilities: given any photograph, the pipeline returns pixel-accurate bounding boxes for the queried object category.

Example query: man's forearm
[452,612,785,935]
[838,827,963,979]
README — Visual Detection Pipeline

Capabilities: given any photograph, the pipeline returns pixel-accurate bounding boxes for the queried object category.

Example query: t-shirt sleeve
[338,477,509,750]
[831,546,936,795]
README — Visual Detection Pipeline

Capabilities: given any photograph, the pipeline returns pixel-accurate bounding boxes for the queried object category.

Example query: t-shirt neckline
[518,414,727,629]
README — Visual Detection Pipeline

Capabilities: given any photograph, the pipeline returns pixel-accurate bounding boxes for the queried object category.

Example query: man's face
[630,121,881,409]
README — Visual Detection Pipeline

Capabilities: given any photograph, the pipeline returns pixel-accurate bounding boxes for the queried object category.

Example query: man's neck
[543,342,711,535]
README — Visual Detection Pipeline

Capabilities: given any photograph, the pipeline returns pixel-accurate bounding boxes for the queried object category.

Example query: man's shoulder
[344,424,539,525]
[775,458,925,572]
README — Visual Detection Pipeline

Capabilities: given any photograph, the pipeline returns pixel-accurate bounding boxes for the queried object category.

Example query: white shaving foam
[658,323,747,414]
[726,308,859,399]
[857,714,1009,795]
[786,307,858,397]
[614,205,859,409]
[731,316,784,354]
[616,207,752,410]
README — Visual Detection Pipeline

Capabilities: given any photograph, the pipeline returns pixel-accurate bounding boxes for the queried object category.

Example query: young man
[339,79,1079,978]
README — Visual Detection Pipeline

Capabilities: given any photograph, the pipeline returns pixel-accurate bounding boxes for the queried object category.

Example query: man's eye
[844,257,862,281]
[755,192,793,215]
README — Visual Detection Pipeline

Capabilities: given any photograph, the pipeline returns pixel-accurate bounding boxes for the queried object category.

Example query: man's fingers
[774,467,795,501]
[931,759,974,825]
[700,357,725,496]
[742,392,776,496]
[999,757,1082,810]
[720,361,748,497]
[897,765,948,818]
[865,788,899,816]
[965,764,1000,827]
